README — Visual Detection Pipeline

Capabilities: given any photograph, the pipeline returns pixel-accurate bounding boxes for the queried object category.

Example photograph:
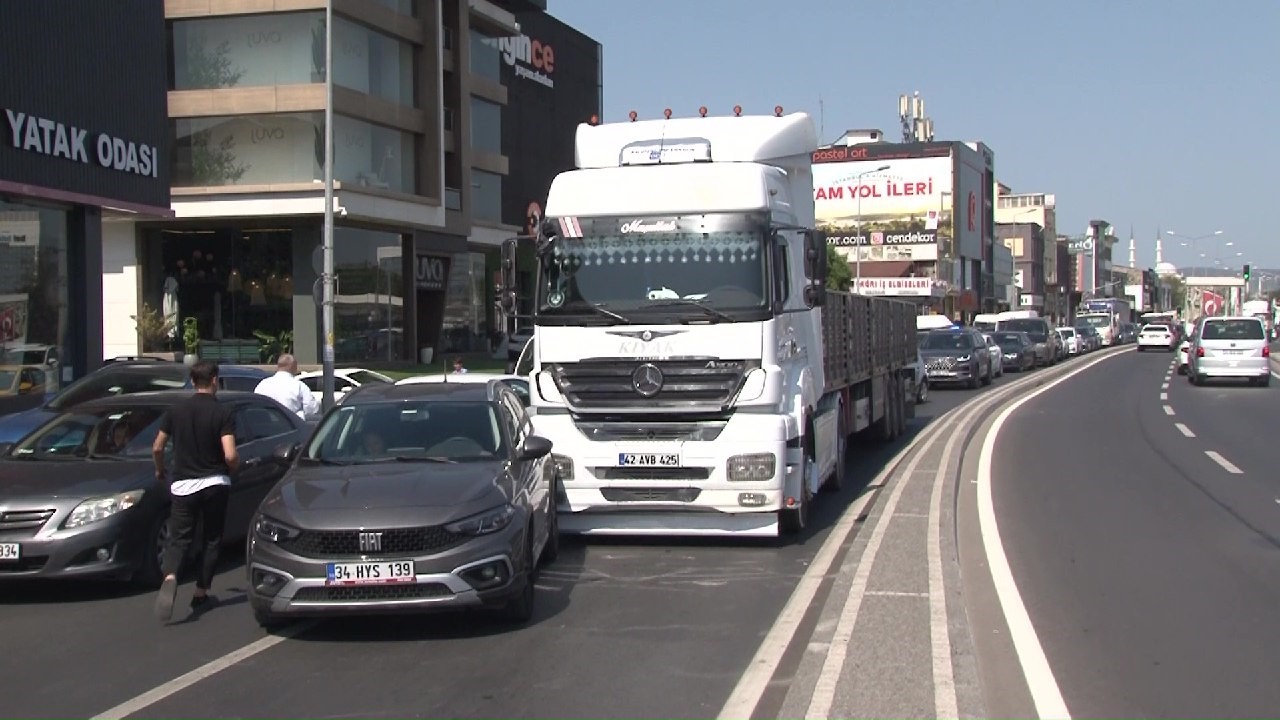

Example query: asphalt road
[984,346,1280,717]
[0,370,1016,719]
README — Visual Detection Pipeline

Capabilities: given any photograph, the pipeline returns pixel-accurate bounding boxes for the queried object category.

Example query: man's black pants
[159,485,229,590]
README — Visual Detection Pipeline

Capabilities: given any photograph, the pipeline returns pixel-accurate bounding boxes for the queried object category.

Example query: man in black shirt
[151,360,240,622]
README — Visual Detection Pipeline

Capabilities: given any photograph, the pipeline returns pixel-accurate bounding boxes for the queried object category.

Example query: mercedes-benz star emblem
[631,363,664,397]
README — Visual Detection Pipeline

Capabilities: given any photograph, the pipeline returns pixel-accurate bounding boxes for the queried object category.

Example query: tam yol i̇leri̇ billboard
[812,155,952,264]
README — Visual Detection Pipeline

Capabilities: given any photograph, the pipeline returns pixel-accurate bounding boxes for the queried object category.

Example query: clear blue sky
[549,0,1280,272]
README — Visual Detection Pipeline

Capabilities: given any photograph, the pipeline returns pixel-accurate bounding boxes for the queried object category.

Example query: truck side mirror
[803,230,827,307]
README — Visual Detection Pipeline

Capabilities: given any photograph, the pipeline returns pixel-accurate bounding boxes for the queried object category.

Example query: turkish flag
[1201,290,1224,316]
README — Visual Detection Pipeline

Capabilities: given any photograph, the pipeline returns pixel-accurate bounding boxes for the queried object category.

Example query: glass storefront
[439,250,490,353]
[334,227,405,363]
[171,12,417,106]
[0,198,70,411]
[139,228,294,363]
[172,112,416,193]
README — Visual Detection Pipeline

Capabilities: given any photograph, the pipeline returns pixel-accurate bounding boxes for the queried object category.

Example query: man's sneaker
[154,576,178,622]
[190,594,216,611]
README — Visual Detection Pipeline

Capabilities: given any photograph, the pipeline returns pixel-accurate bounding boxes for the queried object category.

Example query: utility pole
[320,0,336,411]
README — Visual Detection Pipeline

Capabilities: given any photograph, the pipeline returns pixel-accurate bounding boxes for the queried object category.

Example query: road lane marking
[90,621,316,720]
[867,590,929,598]
[1161,382,1170,390]
[1205,451,1243,474]
[1159,392,1168,401]
[975,348,1125,720]
[1163,405,1175,415]
[1175,423,1196,438]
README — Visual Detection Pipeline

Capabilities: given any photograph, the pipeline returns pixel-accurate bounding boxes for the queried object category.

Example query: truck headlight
[64,490,145,529]
[552,453,574,480]
[727,453,776,481]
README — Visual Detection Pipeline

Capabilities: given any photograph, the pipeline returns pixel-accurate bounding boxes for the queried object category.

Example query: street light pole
[853,164,890,293]
[320,0,336,411]
[1166,229,1222,277]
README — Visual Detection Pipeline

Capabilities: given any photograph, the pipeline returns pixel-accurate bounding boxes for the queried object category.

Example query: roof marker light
[628,110,638,122]
[589,114,599,126]
[663,108,672,119]
[698,106,708,117]
[733,105,743,117]
[774,105,784,117]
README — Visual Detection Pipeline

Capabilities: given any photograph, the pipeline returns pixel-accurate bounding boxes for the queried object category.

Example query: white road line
[1175,423,1196,438]
[975,349,1124,720]
[1159,392,1168,401]
[927,411,961,720]
[1163,405,1175,416]
[1161,382,1170,390]
[866,590,930,598]
[90,621,316,720]
[1205,451,1243,474]
[718,411,952,720]
[805,423,934,720]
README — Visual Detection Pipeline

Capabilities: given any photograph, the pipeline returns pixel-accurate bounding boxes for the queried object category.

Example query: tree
[826,244,851,291]
[1163,276,1187,311]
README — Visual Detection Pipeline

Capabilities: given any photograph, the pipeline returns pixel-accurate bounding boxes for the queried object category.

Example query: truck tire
[894,380,907,437]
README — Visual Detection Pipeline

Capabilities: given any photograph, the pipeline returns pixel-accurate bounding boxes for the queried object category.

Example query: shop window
[171,12,324,90]
[333,227,405,363]
[332,16,417,107]
[470,169,502,223]
[469,29,500,82]
[139,228,294,363]
[440,251,490,353]
[469,96,502,154]
[172,112,416,194]
[0,199,69,412]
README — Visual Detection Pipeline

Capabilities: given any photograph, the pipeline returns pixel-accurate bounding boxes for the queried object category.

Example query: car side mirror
[0,441,12,456]
[273,443,299,462]
[517,435,553,461]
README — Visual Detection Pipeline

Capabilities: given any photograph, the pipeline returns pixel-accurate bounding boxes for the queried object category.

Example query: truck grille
[600,488,702,503]
[593,467,713,481]
[574,420,726,442]
[278,526,465,558]
[548,360,750,410]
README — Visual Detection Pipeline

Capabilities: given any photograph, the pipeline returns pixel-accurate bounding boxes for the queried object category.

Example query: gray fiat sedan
[245,380,560,629]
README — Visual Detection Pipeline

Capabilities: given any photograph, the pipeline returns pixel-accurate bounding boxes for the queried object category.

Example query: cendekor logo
[482,34,555,89]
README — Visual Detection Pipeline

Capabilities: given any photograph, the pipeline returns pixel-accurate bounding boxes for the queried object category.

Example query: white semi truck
[497,110,916,538]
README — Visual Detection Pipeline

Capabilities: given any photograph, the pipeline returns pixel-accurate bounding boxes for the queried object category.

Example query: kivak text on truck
[496,108,917,538]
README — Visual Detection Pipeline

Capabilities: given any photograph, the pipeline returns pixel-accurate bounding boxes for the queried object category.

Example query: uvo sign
[415,254,448,291]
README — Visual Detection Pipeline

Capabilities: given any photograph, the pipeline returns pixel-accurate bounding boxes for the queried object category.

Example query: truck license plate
[325,561,416,585]
[618,453,680,467]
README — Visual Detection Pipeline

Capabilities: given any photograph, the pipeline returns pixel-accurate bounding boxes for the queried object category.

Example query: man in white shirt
[254,353,320,420]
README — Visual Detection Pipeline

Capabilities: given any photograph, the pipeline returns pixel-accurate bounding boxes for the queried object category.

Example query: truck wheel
[780,444,813,535]
[895,381,908,437]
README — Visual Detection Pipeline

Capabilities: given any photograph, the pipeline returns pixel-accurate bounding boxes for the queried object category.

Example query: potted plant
[131,302,176,353]
[253,329,294,364]
[181,317,200,366]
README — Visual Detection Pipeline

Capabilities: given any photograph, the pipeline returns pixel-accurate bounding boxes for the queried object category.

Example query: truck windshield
[536,216,770,324]
[1076,315,1109,328]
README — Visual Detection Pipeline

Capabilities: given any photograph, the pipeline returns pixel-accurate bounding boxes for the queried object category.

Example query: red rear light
[1197,347,1205,357]
[1264,346,1271,358]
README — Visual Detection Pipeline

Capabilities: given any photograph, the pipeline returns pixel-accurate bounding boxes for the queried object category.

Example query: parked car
[1187,316,1271,387]
[0,391,306,584]
[1137,323,1178,352]
[992,331,1037,372]
[396,372,531,406]
[908,348,929,404]
[0,361,269,445]
[1075,325,1102,352]
[298,368,396,404]
[1056,327,1081,356]
[981,334,1004,378]
[996,317,1056,366]
[245,380,559,629]
[918,328,991,389]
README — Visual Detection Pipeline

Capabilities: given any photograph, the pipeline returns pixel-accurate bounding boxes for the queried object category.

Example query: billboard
[813,153,952,264]
[952,146,985,261]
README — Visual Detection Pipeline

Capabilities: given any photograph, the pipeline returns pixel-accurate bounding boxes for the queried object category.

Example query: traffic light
[1243,263,1251,281]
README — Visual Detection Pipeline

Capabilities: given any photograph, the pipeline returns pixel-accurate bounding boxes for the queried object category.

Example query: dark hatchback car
[0,391,307,585]
[919,328,991,389]
[246,380,559,629]
[0,360,269,445]
[992,331,1036,372]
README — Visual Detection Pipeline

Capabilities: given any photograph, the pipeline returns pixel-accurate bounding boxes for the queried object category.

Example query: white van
[916,315,957,332]
[972,313,999,332]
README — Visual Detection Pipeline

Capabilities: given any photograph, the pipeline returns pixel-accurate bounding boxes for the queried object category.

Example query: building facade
[1,0,170,414]
[813,133,996,319]
[995,188,1061,318]
[996,222,1046,313]
[992,242,1015,311]
[102,0,598,367]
